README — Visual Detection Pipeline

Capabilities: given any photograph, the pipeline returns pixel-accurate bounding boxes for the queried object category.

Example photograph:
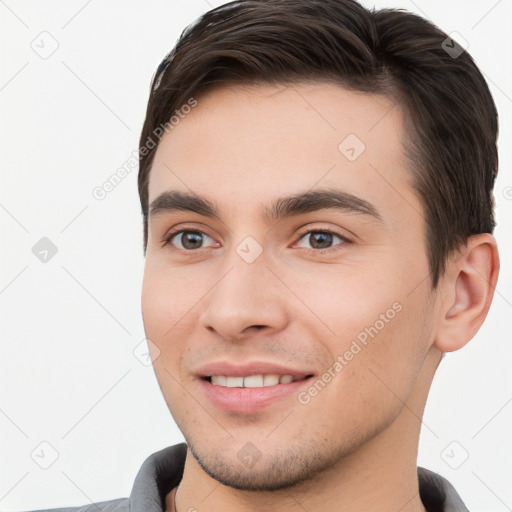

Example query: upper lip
[196,360,315,380]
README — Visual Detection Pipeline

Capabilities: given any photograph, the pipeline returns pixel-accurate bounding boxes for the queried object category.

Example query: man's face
[142,82,438,490]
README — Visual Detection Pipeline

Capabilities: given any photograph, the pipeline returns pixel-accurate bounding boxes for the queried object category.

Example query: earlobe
[434,233,499,353]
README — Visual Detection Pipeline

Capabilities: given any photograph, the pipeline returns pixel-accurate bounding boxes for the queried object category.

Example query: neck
[170,347,442,512]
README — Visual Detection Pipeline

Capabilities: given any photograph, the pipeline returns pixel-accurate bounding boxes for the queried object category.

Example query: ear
[434,233,499,352]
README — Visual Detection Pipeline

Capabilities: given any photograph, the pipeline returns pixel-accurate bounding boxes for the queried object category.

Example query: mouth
[202,374,315,388]
[194,360,317,413]
[199,373,316,414]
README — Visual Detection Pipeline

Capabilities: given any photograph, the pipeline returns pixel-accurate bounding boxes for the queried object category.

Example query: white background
[1,1,511,511]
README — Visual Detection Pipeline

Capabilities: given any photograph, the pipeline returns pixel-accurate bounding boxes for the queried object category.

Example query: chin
[185,434,361,492]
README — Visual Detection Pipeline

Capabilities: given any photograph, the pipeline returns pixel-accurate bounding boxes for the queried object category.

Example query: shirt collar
[129,443,469,512]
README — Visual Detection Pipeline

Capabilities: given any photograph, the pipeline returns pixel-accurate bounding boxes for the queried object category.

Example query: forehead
[148,82,419,226]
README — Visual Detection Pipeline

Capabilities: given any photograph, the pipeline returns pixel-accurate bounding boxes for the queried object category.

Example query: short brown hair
[137,0,498,288]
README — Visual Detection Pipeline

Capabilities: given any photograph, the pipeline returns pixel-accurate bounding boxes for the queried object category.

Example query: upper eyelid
[295,226,351,242]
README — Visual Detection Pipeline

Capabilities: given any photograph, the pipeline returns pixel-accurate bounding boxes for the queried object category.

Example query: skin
[141,82,499,512]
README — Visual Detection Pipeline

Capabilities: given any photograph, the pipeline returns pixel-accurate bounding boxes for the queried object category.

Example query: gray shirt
[18,442,469,512]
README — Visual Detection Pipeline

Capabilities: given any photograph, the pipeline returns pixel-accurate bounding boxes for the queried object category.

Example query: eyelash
[162,227,351,253]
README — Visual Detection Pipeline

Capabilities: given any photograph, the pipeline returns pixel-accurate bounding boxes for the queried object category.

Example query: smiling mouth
[203,374,314,388]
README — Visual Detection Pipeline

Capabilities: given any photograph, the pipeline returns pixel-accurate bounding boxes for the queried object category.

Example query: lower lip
[199,377,313,414]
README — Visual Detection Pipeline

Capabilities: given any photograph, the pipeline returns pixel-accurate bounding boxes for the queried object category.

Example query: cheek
[306,303,428,440]
[295,264,429,401]
[289,261,402,341]
[342,295,431,417]
[141,261,211,391]
[141,261,203,338]
[141,265,193,415]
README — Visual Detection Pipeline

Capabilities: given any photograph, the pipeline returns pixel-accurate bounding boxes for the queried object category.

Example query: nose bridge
[199,236,288,340]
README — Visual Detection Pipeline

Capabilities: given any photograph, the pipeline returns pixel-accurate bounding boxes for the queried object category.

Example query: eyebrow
[148,189,384,224]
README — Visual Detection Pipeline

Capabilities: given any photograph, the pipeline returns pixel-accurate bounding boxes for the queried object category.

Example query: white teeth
[263,374,280,386]
[226,376,244,388]
[243,375,264,387]
[211,375,227,386]
[209,374,296,388]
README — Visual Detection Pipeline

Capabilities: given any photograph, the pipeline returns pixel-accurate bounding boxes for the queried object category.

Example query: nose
[199,248,289,343]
